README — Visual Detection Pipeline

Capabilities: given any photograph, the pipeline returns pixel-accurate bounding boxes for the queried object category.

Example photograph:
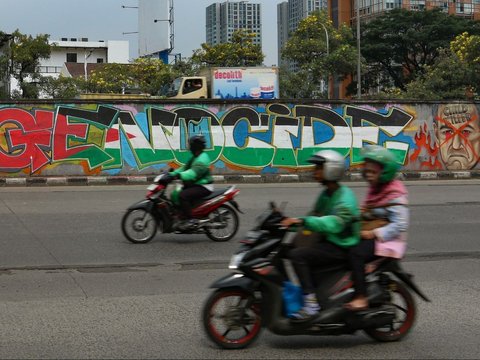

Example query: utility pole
[356,0,361,98]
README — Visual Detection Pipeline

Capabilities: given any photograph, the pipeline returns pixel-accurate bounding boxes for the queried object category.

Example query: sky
[0,0,284,66]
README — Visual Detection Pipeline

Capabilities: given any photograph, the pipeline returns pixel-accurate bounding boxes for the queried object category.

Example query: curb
[1,171,480,187]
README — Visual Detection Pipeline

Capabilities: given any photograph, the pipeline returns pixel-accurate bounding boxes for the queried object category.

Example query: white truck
[165,66,280,100]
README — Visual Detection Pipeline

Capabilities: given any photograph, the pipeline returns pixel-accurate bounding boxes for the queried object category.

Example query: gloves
[165,172,180,183]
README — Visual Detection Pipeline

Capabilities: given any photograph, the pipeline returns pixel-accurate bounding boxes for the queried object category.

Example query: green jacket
[170,152,213,185]
[300,185,360,248]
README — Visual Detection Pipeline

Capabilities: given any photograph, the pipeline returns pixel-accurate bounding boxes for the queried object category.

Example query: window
[97,58,104,63]
[66,53,77,62]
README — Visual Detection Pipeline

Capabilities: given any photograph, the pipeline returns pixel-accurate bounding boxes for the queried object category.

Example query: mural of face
[434,104,480,170]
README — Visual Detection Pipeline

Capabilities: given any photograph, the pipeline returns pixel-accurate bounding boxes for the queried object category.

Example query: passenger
[345,145,409,311]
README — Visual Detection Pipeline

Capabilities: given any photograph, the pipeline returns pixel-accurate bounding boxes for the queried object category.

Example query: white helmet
[308,150,345,181]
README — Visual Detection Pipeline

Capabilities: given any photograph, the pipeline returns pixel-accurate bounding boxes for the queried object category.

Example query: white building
[41,37,129,78]
[8,37,129,97]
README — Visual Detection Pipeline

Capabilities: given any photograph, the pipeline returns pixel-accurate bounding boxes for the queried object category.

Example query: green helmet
[361,145,400,183]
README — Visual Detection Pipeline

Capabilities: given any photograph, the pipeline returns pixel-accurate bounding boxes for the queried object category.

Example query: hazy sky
[0,0,283,65]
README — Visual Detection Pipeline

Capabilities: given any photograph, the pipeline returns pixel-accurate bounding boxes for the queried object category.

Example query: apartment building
[277,0,326,67]
[206,1,262,46]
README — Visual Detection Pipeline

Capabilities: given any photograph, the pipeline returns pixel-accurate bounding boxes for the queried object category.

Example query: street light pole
[356,0,361,98]
[84,49,93,81]
[319,22,330,99]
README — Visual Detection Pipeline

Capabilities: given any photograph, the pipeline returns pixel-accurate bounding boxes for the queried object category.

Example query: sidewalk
[1,170,480,186]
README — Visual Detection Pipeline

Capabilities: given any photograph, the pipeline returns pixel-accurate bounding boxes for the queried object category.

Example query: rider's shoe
[176,218,199,231]
[290,293,320,322]
[186,219,199,228]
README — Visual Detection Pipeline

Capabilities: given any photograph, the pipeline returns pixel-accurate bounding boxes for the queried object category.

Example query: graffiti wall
[0,101,479,176]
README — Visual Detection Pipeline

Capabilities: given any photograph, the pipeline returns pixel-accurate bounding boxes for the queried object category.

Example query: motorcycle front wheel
[121,209,158,244]
[205,204,239,242]
[202,288,262,349]
[364,280,416,342]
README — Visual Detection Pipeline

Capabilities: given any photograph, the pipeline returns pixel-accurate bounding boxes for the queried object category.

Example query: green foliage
[2,29,51,98]
[171,58,198,77]
[191,29,264,67]
[38,75,81,99]
[361,8,480,92]
[83,58,176,95]
[281,10,358,98]
[279,67,321,99]
[380,32,480,100]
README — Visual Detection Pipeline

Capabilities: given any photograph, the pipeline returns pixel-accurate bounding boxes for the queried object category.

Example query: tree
[360,8,480,92]
[2,30,51,98]
[83,58,176,95]
[171,58,198,77]
[279,67,319,99]
[38,75,81,99]
[191,29,264,67]
[402,33,480,100]
[129,57,176,95]
[281,10,358,98]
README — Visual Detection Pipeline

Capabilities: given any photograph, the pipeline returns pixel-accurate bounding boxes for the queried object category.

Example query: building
[206,1,262,46]
[277,1,325,67]
[42,38,129,79]
[330,0,480,43]
[338,0,480,23]
[0,33,13,97]
[6,37,129,98]
[328,0,480,98]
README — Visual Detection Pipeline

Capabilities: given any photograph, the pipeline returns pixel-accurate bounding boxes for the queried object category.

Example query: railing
[37,66,63,74]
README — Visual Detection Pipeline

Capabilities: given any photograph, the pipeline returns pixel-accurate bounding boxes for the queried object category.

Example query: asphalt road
[0,181,479,358]
[1,180,480,269]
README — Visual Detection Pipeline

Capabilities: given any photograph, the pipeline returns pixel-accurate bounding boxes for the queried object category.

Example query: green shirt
[171,152,213,185]
[300,185,360,248]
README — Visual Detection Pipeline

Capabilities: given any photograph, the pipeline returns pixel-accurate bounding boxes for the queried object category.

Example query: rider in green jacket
[281,150,360,321]
[170,135,213,227]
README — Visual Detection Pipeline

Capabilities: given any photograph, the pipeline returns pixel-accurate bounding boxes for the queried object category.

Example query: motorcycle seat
[312,257,391,275]
[200,187,232,200]
[313,263,348,274]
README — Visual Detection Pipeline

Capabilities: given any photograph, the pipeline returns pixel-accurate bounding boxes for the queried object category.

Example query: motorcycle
[121,172,242,243]
[202,203,430,349]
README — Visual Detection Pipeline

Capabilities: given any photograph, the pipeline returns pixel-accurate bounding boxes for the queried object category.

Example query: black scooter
[202,203,430,349]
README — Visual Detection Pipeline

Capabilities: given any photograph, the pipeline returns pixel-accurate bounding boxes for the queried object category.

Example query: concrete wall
[0,100,479,177]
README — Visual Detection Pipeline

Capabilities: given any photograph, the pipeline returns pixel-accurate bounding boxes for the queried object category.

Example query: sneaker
[186,219,199,228]
[290,293,320,322]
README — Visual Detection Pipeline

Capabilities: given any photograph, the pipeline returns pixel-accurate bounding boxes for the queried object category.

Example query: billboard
[138,0,171,57]
[211,67,280,99]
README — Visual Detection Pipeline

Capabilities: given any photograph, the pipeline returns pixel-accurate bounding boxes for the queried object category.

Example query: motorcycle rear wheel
[121,209,158,244]
[364,280,416,342]
[205,204,239,242]
[203,288,262,349]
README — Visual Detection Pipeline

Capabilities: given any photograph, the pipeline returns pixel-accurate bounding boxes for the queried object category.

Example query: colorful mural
[0,101,479,176]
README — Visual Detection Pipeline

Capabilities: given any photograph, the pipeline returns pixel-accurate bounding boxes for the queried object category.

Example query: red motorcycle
[121,173,242,243]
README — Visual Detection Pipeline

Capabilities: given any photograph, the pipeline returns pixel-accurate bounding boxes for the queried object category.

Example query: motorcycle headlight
[229,252,246,270]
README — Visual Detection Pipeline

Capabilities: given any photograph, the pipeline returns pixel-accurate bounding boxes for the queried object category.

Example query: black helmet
[188,134,206,153]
